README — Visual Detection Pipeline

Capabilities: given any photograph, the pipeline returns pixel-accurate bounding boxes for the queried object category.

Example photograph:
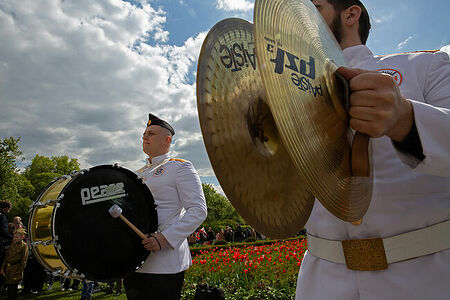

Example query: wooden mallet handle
[109,204,147,240]
[118,214,147,240]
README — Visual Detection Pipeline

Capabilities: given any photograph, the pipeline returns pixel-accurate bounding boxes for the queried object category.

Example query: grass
[0,281,126,300]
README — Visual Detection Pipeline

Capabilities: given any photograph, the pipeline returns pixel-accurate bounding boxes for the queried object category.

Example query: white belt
[307,220,450,271]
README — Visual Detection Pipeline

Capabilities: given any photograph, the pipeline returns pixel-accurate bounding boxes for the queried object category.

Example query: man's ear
[165,135,172,145]
[343,5,362,26]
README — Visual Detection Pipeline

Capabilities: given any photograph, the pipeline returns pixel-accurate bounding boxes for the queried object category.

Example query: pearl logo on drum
[80,182,126,205]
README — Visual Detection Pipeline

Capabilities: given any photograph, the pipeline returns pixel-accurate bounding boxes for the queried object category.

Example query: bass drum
[28,165,157,281]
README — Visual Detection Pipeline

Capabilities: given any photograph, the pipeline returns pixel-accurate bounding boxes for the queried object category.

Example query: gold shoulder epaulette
[170,158,187,163]
[378,49,439,57]
[135,165,148,173]
[411,50,439,53]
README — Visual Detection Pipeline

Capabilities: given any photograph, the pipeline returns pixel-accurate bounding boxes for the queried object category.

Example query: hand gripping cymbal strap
[334,71,370,178]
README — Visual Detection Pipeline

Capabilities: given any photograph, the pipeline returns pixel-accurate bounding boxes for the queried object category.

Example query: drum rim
[28,175,73,276]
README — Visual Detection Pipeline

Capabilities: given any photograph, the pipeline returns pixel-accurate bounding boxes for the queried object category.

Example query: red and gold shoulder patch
[169,158,187,163]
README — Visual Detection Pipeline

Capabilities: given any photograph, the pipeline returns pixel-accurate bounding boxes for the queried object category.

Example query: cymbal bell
[254,0,372,221]
[197,18,314,238]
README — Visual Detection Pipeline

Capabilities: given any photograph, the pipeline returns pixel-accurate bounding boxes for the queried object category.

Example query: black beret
[147,113,175,136]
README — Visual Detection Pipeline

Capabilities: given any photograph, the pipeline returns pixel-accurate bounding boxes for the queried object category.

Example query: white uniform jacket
[135,153,207,274]
[296,45,450,300]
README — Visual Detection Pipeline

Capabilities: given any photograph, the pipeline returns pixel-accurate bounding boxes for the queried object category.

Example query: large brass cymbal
[254,0,372,221]
[197,18,314,238]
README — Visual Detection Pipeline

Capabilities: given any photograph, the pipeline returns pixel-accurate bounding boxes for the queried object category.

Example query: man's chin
[143,148,151,157]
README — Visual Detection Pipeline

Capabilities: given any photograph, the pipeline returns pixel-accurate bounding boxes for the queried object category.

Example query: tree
[0,137,25,202]
[201,183,244,229]
[24,154,80,200]
[0,137,34,223]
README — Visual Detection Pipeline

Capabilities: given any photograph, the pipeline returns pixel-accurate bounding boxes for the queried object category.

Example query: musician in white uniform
[124,114,207,300]
[296,1,450,299]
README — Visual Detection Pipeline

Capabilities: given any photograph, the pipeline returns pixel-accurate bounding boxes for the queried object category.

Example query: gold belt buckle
[342,238,388,271]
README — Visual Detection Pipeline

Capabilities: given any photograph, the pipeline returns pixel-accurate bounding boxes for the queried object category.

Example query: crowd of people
[188,224,266,246]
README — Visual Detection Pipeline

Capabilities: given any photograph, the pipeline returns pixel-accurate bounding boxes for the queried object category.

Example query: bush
[190,236,306,255]
[213,240,228,246]
[244,237,256,243]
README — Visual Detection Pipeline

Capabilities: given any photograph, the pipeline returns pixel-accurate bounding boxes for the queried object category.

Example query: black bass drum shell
[53,165,157,281]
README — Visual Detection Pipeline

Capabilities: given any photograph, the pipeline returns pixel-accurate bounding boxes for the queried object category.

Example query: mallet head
[108,204,122,218]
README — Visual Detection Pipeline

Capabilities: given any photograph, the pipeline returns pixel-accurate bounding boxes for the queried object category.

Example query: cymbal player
[295,1,450,299]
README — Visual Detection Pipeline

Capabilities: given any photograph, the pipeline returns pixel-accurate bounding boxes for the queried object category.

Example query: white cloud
[0,0,211,175]
[396,35,413,50]
[441,44,450,56]
[215,0,254,12]
[371,13,393,25]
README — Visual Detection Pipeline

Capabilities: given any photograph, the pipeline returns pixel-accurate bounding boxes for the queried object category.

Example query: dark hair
[0,201,12,210]
[327,0,371,44]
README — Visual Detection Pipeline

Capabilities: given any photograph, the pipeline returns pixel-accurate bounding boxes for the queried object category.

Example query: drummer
[295,0,450,299]
[123,114,207,300]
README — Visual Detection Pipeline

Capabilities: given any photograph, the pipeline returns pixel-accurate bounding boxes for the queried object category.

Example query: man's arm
[338,50,450,177]
[159,161,208,249]
[400,51,450,177]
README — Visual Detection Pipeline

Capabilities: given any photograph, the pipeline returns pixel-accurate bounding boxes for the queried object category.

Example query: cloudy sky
[1,0,449,191]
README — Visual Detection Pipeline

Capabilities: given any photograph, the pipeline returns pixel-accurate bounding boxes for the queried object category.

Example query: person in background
[206,227,215,245]
[234,224,244,243]
[216,228,225,241]
[188,233,197,245]
[106,278,123,296]
[0,201,13,293]
[224,227,233,242]
[80,279,94,300]
[1,228,28,300]
[11,218,22,231]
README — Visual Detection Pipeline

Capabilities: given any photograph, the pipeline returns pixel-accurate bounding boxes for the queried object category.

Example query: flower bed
[183,239,307,299]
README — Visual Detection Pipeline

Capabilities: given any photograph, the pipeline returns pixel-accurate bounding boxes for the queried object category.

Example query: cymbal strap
[334,71,350,112]
[351,132,370,177]
[335,71,370,177]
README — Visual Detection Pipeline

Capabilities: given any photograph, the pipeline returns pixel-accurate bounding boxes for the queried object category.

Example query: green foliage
[244,237,257,243]
[24,154,80,200]
[28,172,62,200]
[0,137,80,225]
[201,184,245,230]
[213,240,229,246]
[0,137,33,222]
[23,154,80,178]
[0,137,22,202]
[190,236,306,255]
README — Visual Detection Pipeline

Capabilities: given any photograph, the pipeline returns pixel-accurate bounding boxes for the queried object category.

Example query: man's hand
[142,232,170,252]
[337,66,414,142]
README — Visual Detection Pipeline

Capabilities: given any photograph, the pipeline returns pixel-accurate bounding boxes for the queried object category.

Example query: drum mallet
[108,204,147,240]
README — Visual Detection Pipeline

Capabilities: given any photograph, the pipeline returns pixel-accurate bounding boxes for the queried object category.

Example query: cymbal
[197,18,314,238]
[254,0,372,221]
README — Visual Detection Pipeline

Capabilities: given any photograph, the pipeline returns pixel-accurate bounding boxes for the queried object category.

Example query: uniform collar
[343,45,374,68]
[146,152,170,167]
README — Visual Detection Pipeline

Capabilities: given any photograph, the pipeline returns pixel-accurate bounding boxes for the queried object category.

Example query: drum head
[53,165,157,281]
